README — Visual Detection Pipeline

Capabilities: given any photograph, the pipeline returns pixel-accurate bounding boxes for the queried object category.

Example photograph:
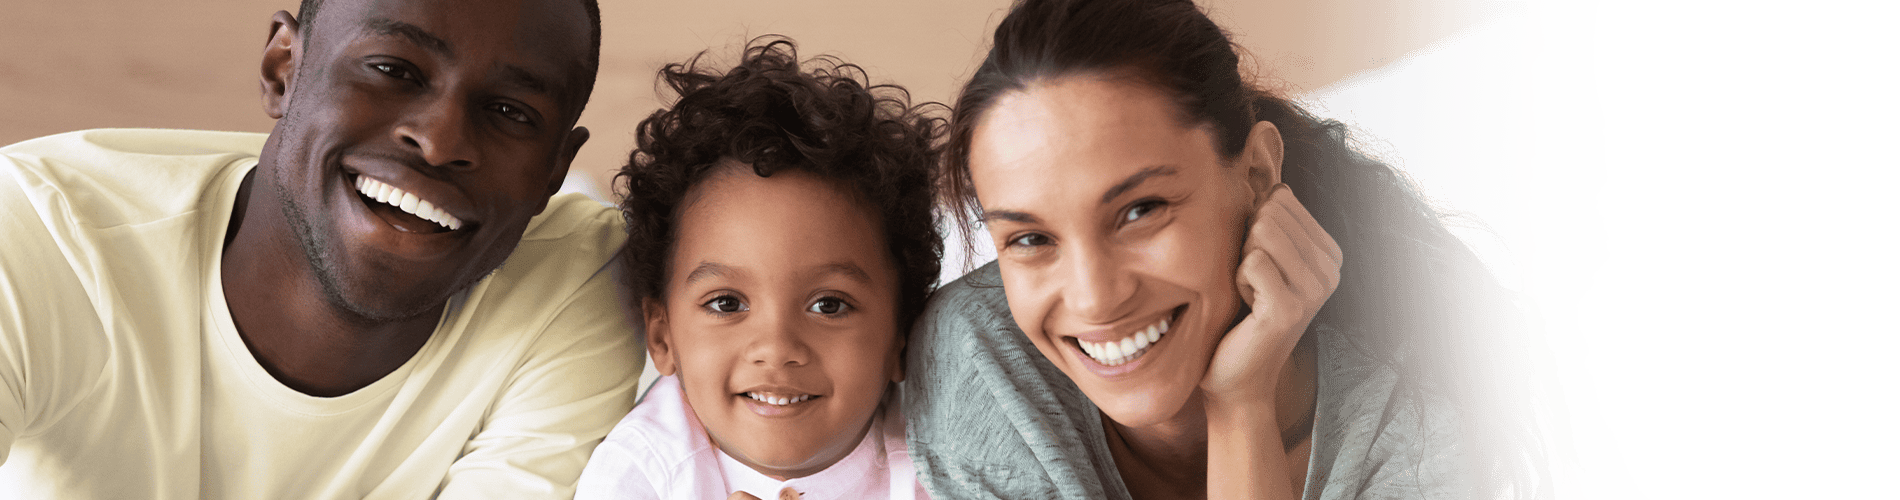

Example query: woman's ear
[1239,121,1285,206]
[644,298,679,376]
[260,11,303,119]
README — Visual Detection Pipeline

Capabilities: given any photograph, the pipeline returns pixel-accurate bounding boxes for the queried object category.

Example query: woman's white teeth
[1079,317,1170,366]
[745,392,813,406]
[354,176,463,230]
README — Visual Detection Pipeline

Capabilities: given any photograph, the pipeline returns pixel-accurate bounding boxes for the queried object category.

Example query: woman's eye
[703,295,746,314]
[489,103,532,124]
[808,297,850,315]
[1123,199,1166,223]
[1007,233,1052,248]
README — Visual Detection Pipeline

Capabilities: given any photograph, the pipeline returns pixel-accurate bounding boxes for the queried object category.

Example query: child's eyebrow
[808,262,872,285]
[684,262,737,286]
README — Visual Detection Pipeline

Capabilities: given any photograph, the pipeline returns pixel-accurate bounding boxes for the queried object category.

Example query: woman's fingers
[1272,187,1342,269]
[1243,186,1341,302]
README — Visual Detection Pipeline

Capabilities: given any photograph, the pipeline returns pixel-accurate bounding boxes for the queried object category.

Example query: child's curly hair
[616,36,946,330]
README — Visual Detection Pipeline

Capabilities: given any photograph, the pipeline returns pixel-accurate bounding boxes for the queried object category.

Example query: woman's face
[648,164,904,479]
[968,76,1256,428]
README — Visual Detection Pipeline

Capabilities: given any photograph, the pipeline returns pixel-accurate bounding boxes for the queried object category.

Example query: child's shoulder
[577,376,722,498]
[604,376,713,457]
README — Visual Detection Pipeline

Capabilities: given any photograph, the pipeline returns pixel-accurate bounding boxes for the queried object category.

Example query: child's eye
[703,295,747,314]
[807,297,850,316]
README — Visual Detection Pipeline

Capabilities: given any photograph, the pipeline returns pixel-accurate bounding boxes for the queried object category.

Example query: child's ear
[644,298,679,376]
[886,330,907,383]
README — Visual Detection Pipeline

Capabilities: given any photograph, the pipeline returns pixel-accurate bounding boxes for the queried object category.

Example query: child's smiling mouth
[735,386,824,417]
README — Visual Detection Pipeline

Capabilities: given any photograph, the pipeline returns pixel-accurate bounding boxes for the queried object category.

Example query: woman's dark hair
[617,37,945,332]
[943,0,1547,497]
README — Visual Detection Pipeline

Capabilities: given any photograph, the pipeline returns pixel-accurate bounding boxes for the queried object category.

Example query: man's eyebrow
[364,18,453,58]
[809,262,873,285]
[499,64,553,96]
[683,262,736,286]
[977,209,1039,225]
[1100,165,1178,204]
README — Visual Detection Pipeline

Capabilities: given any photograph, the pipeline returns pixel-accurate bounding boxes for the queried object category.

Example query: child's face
[646,163,904,480]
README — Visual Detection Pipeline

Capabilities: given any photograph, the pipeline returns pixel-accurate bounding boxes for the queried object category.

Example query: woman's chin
[1080,378,1201,430]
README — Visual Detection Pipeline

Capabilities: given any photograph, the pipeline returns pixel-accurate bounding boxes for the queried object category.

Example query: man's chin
[316,269,481,325]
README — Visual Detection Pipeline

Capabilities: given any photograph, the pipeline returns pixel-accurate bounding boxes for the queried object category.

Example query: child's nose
[745,310,811,368]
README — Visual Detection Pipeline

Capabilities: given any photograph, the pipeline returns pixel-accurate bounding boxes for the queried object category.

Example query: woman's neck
[1106,340,1319,500]
[1107,391,1210,500]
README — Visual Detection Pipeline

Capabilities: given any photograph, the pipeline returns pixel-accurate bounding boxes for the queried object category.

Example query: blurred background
[0,0,1634,498]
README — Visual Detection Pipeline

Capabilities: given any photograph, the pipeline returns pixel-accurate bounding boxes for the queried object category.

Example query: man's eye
[704,296,746,314]
[371,63,417,82]
[489,103,532,124]
[807,297,850,315]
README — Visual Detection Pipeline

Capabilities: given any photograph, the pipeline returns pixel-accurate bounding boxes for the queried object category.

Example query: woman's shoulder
[1305,331,1474,500]
[903,262,1131,500]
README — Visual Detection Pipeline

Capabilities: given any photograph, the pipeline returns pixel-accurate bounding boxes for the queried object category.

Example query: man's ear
[643,297,678,376]
[537,126,589,214]
[1239,121,1285,206]
[260,11,303,120]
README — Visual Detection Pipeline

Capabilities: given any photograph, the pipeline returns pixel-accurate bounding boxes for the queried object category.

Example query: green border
[1580,0,1892,494]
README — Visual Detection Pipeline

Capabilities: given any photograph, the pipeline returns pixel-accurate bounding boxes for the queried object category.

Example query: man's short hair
[294,0,603,116]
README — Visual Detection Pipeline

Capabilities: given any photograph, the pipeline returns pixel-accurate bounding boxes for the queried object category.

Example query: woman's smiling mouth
[1070,305,1185,369]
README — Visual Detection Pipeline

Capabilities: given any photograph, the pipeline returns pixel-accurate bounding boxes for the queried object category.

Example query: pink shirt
[575,375,928,500]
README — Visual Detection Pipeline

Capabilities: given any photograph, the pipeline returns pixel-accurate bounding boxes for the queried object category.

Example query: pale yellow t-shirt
[0,129,645,499]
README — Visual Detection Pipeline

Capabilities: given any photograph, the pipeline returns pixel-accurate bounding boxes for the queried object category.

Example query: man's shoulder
[515,192,626,267]
[2,129,264,228]
[448,191,636,363]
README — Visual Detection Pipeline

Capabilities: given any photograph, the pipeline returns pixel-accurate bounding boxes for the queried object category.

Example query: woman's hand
[1201,184,1341,499]
[1201,184,1342,406]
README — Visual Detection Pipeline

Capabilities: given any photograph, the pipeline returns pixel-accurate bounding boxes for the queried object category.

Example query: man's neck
[219,168,439,397]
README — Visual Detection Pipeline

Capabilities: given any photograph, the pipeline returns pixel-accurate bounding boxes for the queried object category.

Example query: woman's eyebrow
[1100,165,1178,204]
[977,209,1038,224]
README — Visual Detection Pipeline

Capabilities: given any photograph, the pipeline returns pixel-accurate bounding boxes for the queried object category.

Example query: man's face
[260,0,593,321]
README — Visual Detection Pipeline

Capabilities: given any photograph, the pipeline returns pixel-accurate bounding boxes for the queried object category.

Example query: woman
[902,0,1542,498]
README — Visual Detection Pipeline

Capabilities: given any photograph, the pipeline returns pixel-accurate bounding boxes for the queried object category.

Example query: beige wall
[0,0,1493,197]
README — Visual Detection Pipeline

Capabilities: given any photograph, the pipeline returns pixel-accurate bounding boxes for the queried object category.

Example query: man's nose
[394,97,477,169]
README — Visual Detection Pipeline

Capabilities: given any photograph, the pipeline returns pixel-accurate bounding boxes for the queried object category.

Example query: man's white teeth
[745,392,813,406]
[354,176,463,230]
[1079,317,1170,366]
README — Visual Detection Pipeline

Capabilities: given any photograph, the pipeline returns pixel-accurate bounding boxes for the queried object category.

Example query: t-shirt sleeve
[434,263,644,499]
[901,263,1130,500]
[0,150,110,466]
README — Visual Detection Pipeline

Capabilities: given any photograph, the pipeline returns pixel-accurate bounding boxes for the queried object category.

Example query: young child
[575,38,941,500]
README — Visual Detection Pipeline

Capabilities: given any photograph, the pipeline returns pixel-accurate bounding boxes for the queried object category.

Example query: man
[0,0,642,497]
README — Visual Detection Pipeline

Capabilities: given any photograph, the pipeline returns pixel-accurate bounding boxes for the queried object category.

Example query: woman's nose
[1061,243,1137,323]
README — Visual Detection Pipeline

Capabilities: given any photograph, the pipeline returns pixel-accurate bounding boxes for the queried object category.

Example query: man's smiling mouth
[353,175,463,232]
